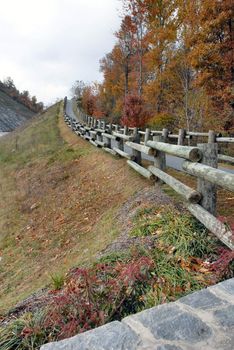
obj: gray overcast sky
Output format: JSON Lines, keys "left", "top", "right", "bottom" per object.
{"left": 0, "top": 0, "right": 122, "bottom": 105}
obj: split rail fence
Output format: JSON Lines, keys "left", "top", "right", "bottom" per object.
{"left": 63, "top": 99, "right": 234, "bottom": 250}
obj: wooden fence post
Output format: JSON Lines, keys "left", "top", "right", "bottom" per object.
{"left": 197, "top": 143, "right": 218, "bottom": 215}
{"left": 153, "top": 135, "right": 166, "bottom": 171}
{"left": 178, "top": 129, "right": 186, "bottom": 146}
{"left": 115, "top": 125, "right": 124, "bottom": 151}
{"left": 104, "top": 123, "right": 112, "bottom": 149}
{"left": 162, "top": 128, "right": 169, "bottom": 142}
{"left": 132, "top": 128, "right": 142, "bottom": 165}
{"left": 96, "top": 120, "right": 102, "bottom": 143}
{"left": 124, "top": 125, "right": 129, "bottom": 135}
{"left": 208, "top": 130, "right": 216, "bottom": 143}
{"left": 144, "top": 128, "right": 150, "bottom": 145}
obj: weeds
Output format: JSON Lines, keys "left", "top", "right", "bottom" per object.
{"left": 0, "top": 311, "right": 50, "bottom": 350}
{"left": 131, "top": 206, "right": 218, "bottom": 258}
{"left": 50, "top": 273, "right": 65, "bottom": 290}
{"left": 129, "top": 205, "right": 227, "bottom": 308}
{"left": 0, "top": 254, "right": 155, "bottom": 349}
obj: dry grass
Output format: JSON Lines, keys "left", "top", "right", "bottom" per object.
{"left": 0, "top": 103, "right": 150, "bottom": 314}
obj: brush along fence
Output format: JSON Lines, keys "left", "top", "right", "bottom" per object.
{"left": 63, "top": 107, "right": 234, "bottom": 250}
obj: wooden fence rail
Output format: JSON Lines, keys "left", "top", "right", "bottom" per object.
{"left": 63, "top": 103, "right": 234, "bottom": 250}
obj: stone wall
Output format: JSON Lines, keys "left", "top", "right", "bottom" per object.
{"left": 41, "top": 277, "right": 234, "bottom": 350}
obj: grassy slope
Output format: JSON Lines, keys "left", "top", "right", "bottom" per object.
{"left": 0, "top": 102, "right": 150, "bottom": 313}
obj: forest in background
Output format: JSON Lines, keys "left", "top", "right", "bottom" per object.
{"left": 72, "top": 0, "right": 233, "bottom": 132}
{"left": 0, "top": 77, "right": 44, "bottom": 113}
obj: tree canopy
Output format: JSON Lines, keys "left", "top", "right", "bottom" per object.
{"left": 74, "top": 0, "right": 234, "bottom": 131}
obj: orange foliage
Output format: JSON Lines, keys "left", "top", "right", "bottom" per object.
{"left": 77, "top": 0, "right": 233, "bottom": 131}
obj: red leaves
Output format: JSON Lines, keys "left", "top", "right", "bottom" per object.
{"left": 44, "top": 256, "right": 155, "bottom": 339}
{"left": 210, "top": 247, "right": 234, "bottom": 277}
{"left": 121, "top": 94, "right": 149, "bottom": 127}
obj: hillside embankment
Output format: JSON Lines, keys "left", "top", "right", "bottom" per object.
{"left": 0, "top": 102, "right": 233, "bottom": 349}
{"left": 0, "top": 90, "right": 35, "bottom": 132}
{"left": 0, "top": 101, "right": 157, "bottom": 313}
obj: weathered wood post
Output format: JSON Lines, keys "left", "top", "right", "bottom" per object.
{"left": 162, "top": 128, "right": 169, "bottom": 142}
{"left": 197, "top": 143, "right": 218, "bottom": 215}
{"left": 124, "top": 125, "right": 129, "bottom": 135}
{"left": 178, "top": 129, "right": 186, "bottom": 146}
{"left": 208, "top": 130, "right": 216, "bottom": 144}
{"left": 102, "top": 120, "right": 106, "bottom": 132}
{"left": 132, "top": 127, "right": 142, "bottom": 165}
{"left": 104, "top": 123, "right": 112, "bottom": 149}
{"left": 109, "top": 123, "right": 113, "bottom": 149}
{"left": 108, "top": 123, "right": 113, "bottom": 134}
{"left": 153, "top": 135, "right": 166, "bottom": 171}
{"left": 116, "top": 124, "right": 124, "bottom": 151}
{"left": 96, "top": 120, "right": 102, "bottom": 143}
{"left": 144, "top": 128, "right": 151, "bottom": 145}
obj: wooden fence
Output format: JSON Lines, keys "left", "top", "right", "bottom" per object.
{"left": 63, "top": 103, "right": 234, "bottom": 250}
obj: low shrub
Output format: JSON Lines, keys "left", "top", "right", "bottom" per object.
{"left": 0, "top": 254, "right": 155, "bottom": 349}
{"left": 0, "top": 311, "right": 51, "bottom": 350}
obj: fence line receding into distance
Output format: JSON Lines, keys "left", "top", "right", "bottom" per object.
{"left": 63, "top": 97, "right": 234, "bottom": 250}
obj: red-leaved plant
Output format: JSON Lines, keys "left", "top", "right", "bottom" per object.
{"left": 121, "top": 94, "right": 150, "bottom": 127}
{"left": 44, "top": 256, "right": 155, "bottom": 339}
{"left": 210, "top": 247, "right": 234, "bottom": 278}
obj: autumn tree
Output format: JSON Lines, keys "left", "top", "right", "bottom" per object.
{"left": 187, "top": 0, "right": 234, "bottom": 130}
{"left": 123, "top": 0, "right": 148, "bottom": 96}
{"left": 71, "top": 80, "right": 86, "bottom": 107}
{"left": 115, "top": 15, "right": 136, "bottom": 97}
{"left": 76, "top": 0, "right": 233, "bottom": 132}
{"left": 121, "top": 94, "right": 148, "bottom": 127}
{"left": 141, "top": 0, "right": 178, "bottom": 114}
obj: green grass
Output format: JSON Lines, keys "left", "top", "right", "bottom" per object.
{"left": 131, "top": 205, "right": 218, "bottom": 258}
{"left": 0, "top": 104, "right": 89, "bottom": 167}
{"left": 50, "top": 273, "right": 65, "bottom": 290}
{"left": 128, "top": 205, "right": 221, "bottom": 307}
